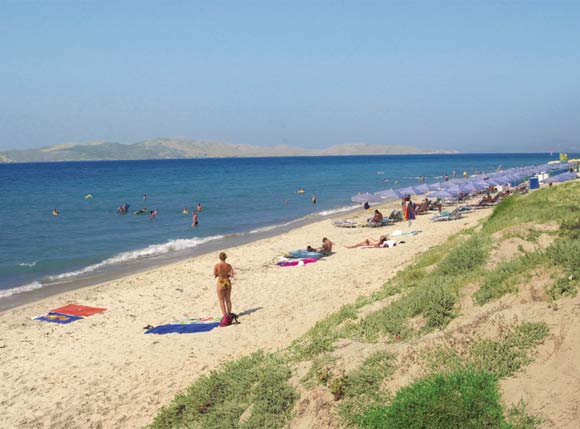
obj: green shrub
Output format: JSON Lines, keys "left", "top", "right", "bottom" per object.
{"left": 545, "top": 239, "right": 580, "bottom": 299}
{"left": 356, "top": 369, "right": 507, "bottom": 429}
{"left": 149, "top": 352, "right": 297, "bottom": 429}
{"left": 338, "top": 351, "right": 397, "bottom": 426}
{"left": 436, "top": 236, "right": 490, "bottom": 277}
{"left": 425, "top": 322, "right": 549, "bottom": 379}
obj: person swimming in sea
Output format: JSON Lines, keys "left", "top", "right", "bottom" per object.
{"left": 196, "top": 203, "right": 203, "bottom": 212}
{"left": 312, "top": 194, "right": 317, "bottom": 204}
{"left": 52, "top": 208, "right": 60, "bottom": 216}
{"left": 117, "top": 203, "right": 129, "bottom": 214}
{"left": 150, "top": 209, "right": 158, "bottom": 219}
{"left": 192, "top": 212, "right": 199, "bottom": 227}
{"left": 182, "top": 208, "right": 189, "bottom": 214}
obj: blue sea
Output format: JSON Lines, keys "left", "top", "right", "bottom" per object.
{"left": 0, "top": 153, "right": 564, "bottom": 302}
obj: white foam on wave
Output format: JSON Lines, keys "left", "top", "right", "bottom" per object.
{"left": 46, "top": 235, "right": 225, "bottom": 281}
{"left": 317, "top": 205, "right": 359, "bottom": 216}
{"left": 0, "top": 281, "right": 43, "bottom": 299}
{"left": 19, "top": 261, "right": 37, "bottom": 267}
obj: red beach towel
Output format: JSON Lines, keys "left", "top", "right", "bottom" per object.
{"left": 50, "top": 304, "right": 106, "bottom": 317}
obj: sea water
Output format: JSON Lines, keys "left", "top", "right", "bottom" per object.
{"left": 0, "top": 153, "right": 563, "bottom": 300}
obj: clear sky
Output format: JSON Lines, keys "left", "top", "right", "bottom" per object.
{"left": 1, "top": 0, "right": 579, "bottom": 153}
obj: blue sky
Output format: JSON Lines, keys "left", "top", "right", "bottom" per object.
{"left": 1, "top": 1, "right": 579, "bottom": 153}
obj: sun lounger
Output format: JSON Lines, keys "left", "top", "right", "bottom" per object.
{"left": 415, "top": 200, "right": 431, "bottom": 215}
{"left": 431, "top": 207, "right": 462, "bottom": 222}
{"left": 334, "top": 219, "right": 359, "bottom": 228}
{"left": 387, "top": 209, "right": 403, "bottom": 222}
{"left": 366, "top": 218, "right": 393, "bottom": 228}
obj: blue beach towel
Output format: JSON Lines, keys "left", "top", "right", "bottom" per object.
{"left": 34, "top": 312, "right": 83, "bottom": 324}
{"left": 287, "top": 250, "right": 323, "bottom": 259}
{"left": 145, "top": 322, "right": 220, "bottom": 335}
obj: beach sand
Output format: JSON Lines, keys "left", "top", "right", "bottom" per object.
{"left": 0, "top": 203, "right": 491, "bottom": 428}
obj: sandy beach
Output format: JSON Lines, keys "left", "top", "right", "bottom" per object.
{"left": 0, "top": 203, "right": 493, "bottom": 428}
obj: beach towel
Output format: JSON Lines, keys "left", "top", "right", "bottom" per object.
{"left": 286, "top": 250, "right": 323, "bottom": 259}
{"left": 34, "top": 312, "right": 83, "bottom": 324}
{"left": 390, "top": 230, "right": 419, "bottom": 236}
{"left": 50, "top": 304, "right": 106, "bottom": 317}
{"left": 145, "top": 322, "right": 220, "bottom": 334}
{"left": 277, "top": 258, "right": 318, "bottom": 267}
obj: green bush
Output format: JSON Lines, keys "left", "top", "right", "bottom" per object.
{"left": 436, "top": 236, "right": 490, "bottom": 277}
{"left": 149, "top": 351, "right": 297, "bottom": 429}
{"left": 356, "top": 369, "right": 508, "bottom": 429}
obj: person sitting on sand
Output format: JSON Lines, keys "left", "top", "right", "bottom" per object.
{"left": 213, "top": 252, "right": 235, "bottom": 317}
{"left": 364, "top": 201, "right": 370, "bottom": 210}
{"left": 319, "top": 237, "right": 333, "bottom": 254}
{"left": 346, "top": 235, "right": 388, "bottom": 248}
{"left": 369, "top": 209, "right": 383, "bottom": 223}
{"left": 306, "top": 237, "right": 333, "bottom": 255}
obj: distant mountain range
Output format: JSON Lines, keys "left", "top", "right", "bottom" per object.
{"left": 0, "top": 138, "right": 458, "bottom": 163}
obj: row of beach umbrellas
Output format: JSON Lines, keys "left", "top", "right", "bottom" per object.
{"left": 352, "top": 162, "right": 577, "bottom": 203}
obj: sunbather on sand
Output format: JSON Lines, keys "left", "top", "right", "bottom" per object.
{"left": 346, "top": 235, "right": 388, "bottom": 248}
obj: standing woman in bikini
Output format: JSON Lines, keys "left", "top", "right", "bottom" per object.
{"left": 213, "top": 252, "right": 235, "bottom": 317}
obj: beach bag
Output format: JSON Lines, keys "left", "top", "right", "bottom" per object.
{"left": 219, "top": 312, "right": 240, "bottom": 327}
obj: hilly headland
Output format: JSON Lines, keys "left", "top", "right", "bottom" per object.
{"left": 0, "top": 138, "right": 458, "bottom": 163}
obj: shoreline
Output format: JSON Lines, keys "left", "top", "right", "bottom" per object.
{"left": 0, "top": 196, "right": 493, "bottom": 428}
{"left": 0, "top": 202, "right": 367, "bottom": 313}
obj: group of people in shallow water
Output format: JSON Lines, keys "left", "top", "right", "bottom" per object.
{"left": 113, "top": 200, "right": 203, "bottom": 225}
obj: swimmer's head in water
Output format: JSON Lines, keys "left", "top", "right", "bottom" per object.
{"left": 219, "top": 252, "right": 227, "bottom": 261}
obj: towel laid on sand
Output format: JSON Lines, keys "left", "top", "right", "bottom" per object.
{"left": 277, "top": 257, "right": 318, "bottom": 267}
{"left": 145, "top": 322, "right": 220, "bottom": 334}
{"left": 34, "top": 312, "right": 83, "bottom": 324}
{"left": 50, "top": 304, "right": 106, "bottom": 317}
{"left": 390, "top": 230, "right": 419, "bottom": 236}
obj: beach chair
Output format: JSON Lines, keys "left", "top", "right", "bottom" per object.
{"left": 415, "top": 200, "right": 430, "bottom": 215}
{"left": 334, "top": 219, "right": 359, "bottom": 228}
{"left": 387, "top": 209, "right": 403, "bottom": 222}
{"left": 470, "top": 197, "right": 495, "bottom": 209}
{"left": 367, "top": 218, "right": 393, "bottom": 228}
{"left": 431, "top": 206, "right": 462, "bottom": 222}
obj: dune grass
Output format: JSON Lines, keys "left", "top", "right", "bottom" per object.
{"left": 149, "top": 351, "right": 297, "bottom": 429}
{"left": 150, "top": 182, "right": 579, "bottom": 428}
{"left": 425, "top": 322, "right": 549, "bottom": 379}
{"left": 355, "top": 322, "right": 549, "bottom": 428}
{"left": 356, "top": 369, "right": 508, "bottom": 429}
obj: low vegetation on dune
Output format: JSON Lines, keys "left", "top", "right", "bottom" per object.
{"left": 150, "top": 181, "right": 580, "bottom": 429}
